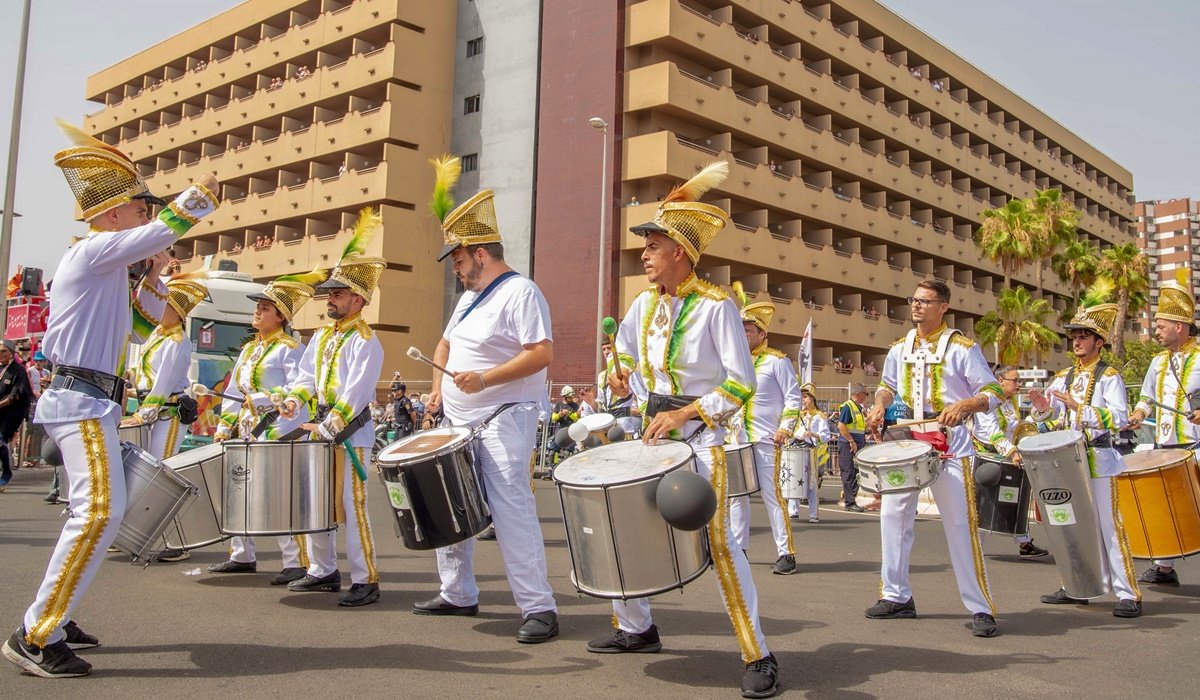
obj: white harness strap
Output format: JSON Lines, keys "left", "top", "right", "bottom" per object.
{"left": 900, "top": 328, "right": 957, "bottom": 417}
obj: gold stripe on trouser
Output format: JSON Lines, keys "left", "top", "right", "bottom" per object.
{"left": 163, "top": 416, "right": 181, "bottom": 459}
{"left": 333, "top": 449, "right": 347, "bottom": 524}
{"left": 772, "top": 446, "right": 794, "bottom": 555}
{"left": 708, "top": 446, "right": 764, "bottom": 663}
{"left": 295, "top": 534, "right": 310, "bottom": 569}
{"left": 350, "top": 448, "right": 378, "bottom": 584}
{"left": 960, "top": 457, "right": 996, "bottom": 615}
{"left": 27, "top": 419, "right": 112, "bottom": 648}
{"left": 1110, "top": 478, "right": 1142, "bottom": 602}
{"left": 611, "top": 612, "right": 619, "bottom": 629}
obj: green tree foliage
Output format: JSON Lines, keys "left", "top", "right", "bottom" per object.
{"left": 974, "top": 287, "right": 1060, "bottom": 366}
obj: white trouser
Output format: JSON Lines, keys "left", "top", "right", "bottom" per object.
{"left": 1154, "top": 559, "right": 1176, "bottom": 569}
{"left": 1084, "top": 476, "right": 1141, "bottom": 601}
{"left": 729, "top": 442, "right": 793, "bottom": 557}
{"left": 149, "top": 415, "right": 187, "bottom": 461}
{"left": 613, "top": 445, "right": 769, "bottom": 663}
{"left": 228, "top": 535, "right": 308, "bottom": 568}
{"left": 880, "top": 457, "right": 995, "bottom": 615}
{"left": 1014, "top": 534, "right": 1032, "bottom": 545}
{"left": 305, "top": 447, "right": 378, "bottom": 585}
{"left": 436, "top": 404, "right": 556, "bottom": 617}
{"left": 22, "top": 414, "right": 125, "bottom": 647}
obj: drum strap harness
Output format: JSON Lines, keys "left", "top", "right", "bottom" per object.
{"left": 900, "top": 327, "right": 957, "bottom": 424}
{"left": 1063, "top": 360, "right": 1112, "bottom": 449}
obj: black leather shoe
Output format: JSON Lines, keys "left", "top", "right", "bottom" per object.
{"left": 412, "top": 595, "right": 478, "bottom": 616}
{"left": 208, "top": 559, "right": 256, "bottom": 574}
{"left": 287, "top": 571, "right": 341, "bottom": 592}
{"left": 1138, "top": 565, "right": 1180, "bottom": 587}
{"left": 271, "top": 567, "right": 307, "bottom": 586}
{"left": 1113, "top": 599, "right": 1143, "bottom": 618}
{"left": 516, "top": 611, "right": 559, "bottom": 643}
{"left": 1040, "top": 588, "right": 1087, "bottom": 605}
{"left": 971, "top": 612, "right": 998, "bottom": 637}
{"left": 845, "top": 504, "right": 866, "bottom": 513}
{"left": 865, "top": 598, "right": 916, "bottom": 619}
{"left": 339, "top": 583, "right": 381, "bottom": 607}
{"left": 741, "top": 652, "right": 779, "bottom": 698}
{"left": 586, "top": 624, "right": 661, "bottom": 653}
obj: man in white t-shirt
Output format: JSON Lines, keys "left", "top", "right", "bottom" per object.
{"left": 412, "top": 184, "right": 559, "bottom": 645}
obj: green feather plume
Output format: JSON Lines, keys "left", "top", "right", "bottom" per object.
{"left": 1081, "top": 277, "right": 1115, "bottom": 307}
{"left": 341, "top": 207, "right": 381, "bottom": 261}
{"left": 275, "top": 266, "right": 327, "bottom": 287}
{"left": 428, "top": 154, "right": 462, "bottom": 223}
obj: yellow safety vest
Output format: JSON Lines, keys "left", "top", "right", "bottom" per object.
{"left": 839, "top": 400, "right": 866, "bottom": 433}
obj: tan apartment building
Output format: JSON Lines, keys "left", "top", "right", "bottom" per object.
{"left": 1136, "top": 198, "right": 1200, "bottom": 335}
{"left": 534, "top": 0, "right": 1137, "bottom": 384}
{"left": 80, "top": 0, "right": 457, "bottom": 377}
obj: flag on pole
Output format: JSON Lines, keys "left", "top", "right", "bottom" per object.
{"left": 798, "top": 319, "right": 813, "bottom": 385}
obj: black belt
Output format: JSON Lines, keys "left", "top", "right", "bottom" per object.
{"left": 608, "top": 406, "right": 632, "bottom": 419}
{"left": 645, "top": 392, "right": 700, "bottom": 419}
{"left": 1087, "top": 435, "right": 1113, "bottom": 449}
{"left": 50, "top": 366, "right": 125, "bottom": 404}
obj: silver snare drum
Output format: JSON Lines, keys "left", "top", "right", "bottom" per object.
{"left": 780, "top": 444, "right": 818, "bottom": 499}
{"left": 554, "top": 440, "right": 710, "bottom": 599}
{"left": 855, "top": 440, "right": 942, "bottom": 493}
{"left": 162, "top": 443, "right": 228, "bottom": 550}
{"left": 724, "top": 443, "right": 760, "bottom": 498}
{"left": 118, "top": 423, "right": 151, "bottom": 451}
{"left": 220, "top": 440, "right": 336, "bottom": 536}
{"left": 113, "top": 442, "right": 198, "bottom": 562}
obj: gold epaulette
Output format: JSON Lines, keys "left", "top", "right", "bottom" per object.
{"left": 763, "top": 346, "right": 787, "bottom": 359}
{"left": 276, "top": 334, "right": 299, "bottom": 349}
{"left": 949, "top": 334, "right": 975, "bottom": 348}
{"left": 690, "top": 277, "right": 727, "bottom": 301}
{"left": 1154, "top": 349, "right": 1171, "bottom": 362}
{"left": 1103, "top": 366, "right": 1120, "bottom": 378}
{"left": 890, "top": 336, "right": 906, "bottom": 348}
{"left": 353, "top": 318, "right": 373, "bottom": 340}
{"left": 1054, "top": 367, "right": 1071, "bottom": 379}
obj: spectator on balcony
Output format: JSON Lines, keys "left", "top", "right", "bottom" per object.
{"left": 628, "top": 196, "right": 639, "bottom": 207}
{"left": 769, "top": 160, "right": 777, "bottom": 172}
{"left": 864, "top": 360, "right": 879, "bottom": 376}
{"left": 194, "top": 59, "right": 207, "bottom": 72}
{"left": 296, "top": 65, "right": 311, "bottom": 79}
{"left": 338, "top": 162, "right": 347, "bottom": 175}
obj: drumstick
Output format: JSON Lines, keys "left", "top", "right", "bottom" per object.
{"left": 191, "top": 383, "right": 242, "bottom": 402}
{"left": 407, "top": 346, "right": 454, "bottom": 377}
{"left": 1148, "top": 398, "right": 1192, "bottom": 418}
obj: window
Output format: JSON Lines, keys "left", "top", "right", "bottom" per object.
{"left": 464, "top": 94, "right": 481, "bottom": 114}
{"left": 466, "top": 37, "right": 483, "bottom": 58}
{"left": 462, "top": 153, "right": 478, "bottom": 173}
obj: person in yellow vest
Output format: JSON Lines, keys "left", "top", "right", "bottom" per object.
{"left": 837, "top": 383, "right": 869, "bottom": 512}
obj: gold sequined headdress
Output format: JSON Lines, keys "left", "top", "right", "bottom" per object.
{"left": 630, "top": 160, "right": 730, "bottom": 264}
{"left": 800, "top": 382, "right": 817, "bottom": 398}
{"left": 1065, "top": 278, "right": 1119, "bottom": 343}
{"left": 317, "top": 207, "right": 385, "bottom": 303}
{"left": 250, "top": 268, "right": 327, "bottom": 323}
{"left": 732, "top": 280, "right": 775, "bottom": 331}
{"left": 53, "top": 119, "right": 165, "bottom": 221}
{"left": 426, "top": 155, "right": 503, "bottom": 262}
{"left": 166, "top": 271, "right": 208, "bottom": 319}
{"left": 1155, "top": 268, "right": 1195, "bottom": 326}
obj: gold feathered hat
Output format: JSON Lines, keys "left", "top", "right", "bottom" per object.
{"left": 249, "top": 268, "right": 327, "bottom": 323}
{"left": 1155, "top": 268, "right": 1195, "bottom": 327}
{"left": 166, "top": 271, "right": 208, "bottom": 319}
{"left": 800, "top": 382, "right": 817, "bottom": 398}
{"left": 1065, "top": 278, "right": 1119, "bottom": 343}
{"left": 53, "top": 119, "right": 165, "bottom": 221}
{"left": 630, "top": 160, "right": 730, "bottom": 264}
{"left": 732, "top": 280, "right": 775, "bottom": 331}
{"left": 317, "top": 208, "right": 385, "bottom": 303}
{"left": 428, "top": 155, "right": 502, "bottom": 261}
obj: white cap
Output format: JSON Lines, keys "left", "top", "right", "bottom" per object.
{"left": 560, "top": 385, "right": 575, "bottom": 397}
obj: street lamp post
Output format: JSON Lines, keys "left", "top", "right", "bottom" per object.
{"left": 589, "top": 116, "right": 608, "bottom": 377}
{"left": 0, "top": 0, "right": 33, "bottom": 334}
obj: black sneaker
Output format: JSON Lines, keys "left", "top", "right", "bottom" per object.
{"left": 845, "top": 504, "right": 866, "bottom": 513}
{"left": 1018, "top": 541, "right": 1049, "bottom": 557}
{"left": 338, "top": 583, "right": 380, "bottom": 607}
{"left": 2, "top": 628, "right": 91, "bottom": 678}
{"left": 1113, "top": 599, "right": 1143, "bottom": 618}
{"left": 741, "top": 652, "right": 779, "bottom": 698}
{"left": 586, "top": 625, "right": 662, "bottom": 653}
{"left": 971, "top": 613, "right": 998, "bottom": 637}
{"left": 772, "top": 554, "right": 796, "bottom": 576}
{"left": 865, "top": 598, "right": 916, "bottom": 619}
{"left": 43, "top": 493, "right": 59, "bottom": 504}
{"left": 62, "top": 621, "right": 99, "bottom": 650}
{"left": 208, "top": 559, "right": 256, "bottom": 574}
{"left": 155, "top": 548, "right": 190, "bottom": 563}
{"left": 1138, "top": 565, "right": 1180, "bottom": 587}
{"left": 1040, "top": 588, "right": 1088, "bottom": 605}
{"left": 288, "top": 571, "right": 342, "bottom": 592}
{"left": 271, "top": 567, "right": 307, "bottom": 586}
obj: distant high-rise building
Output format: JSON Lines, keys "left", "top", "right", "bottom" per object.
{"left": 1135, "top": 198, "right": 1200, "bottom": 334}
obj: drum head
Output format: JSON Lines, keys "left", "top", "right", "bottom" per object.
{"left": 162, "top": 442, "right": 224, "bottom": 469}
{"left": 856, "top": 440, "right": 931, "bottom": 465}
{"left": 378, "top": 427, "right": 473, "bottom": 466}
{"left": 1123, "top": 449, "right": 1193, "bottom": 474}
{"left": 1018, "top": 429, "right": 1083, "bottom": 453}
{"left": 579, "top": 413, "right": 615, "bottom": 432}
{"left": 555, "top": 440, "right": 694, "bottom": 486}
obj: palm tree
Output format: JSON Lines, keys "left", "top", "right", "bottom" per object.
{"left": 974, "top": 286, "right": 1060, "bottom": 366}
{"left": 975, "top": 198, "right": 1034, "bottom": 289}
{"left": 1028, "top": 188, "right": 1079, "bottom": 295}
{"left": 1051, "top": 238, "right": 1101, "bottom": 294}
{"left": 1096, "top": 242, "right": 1150, "bottom": 358}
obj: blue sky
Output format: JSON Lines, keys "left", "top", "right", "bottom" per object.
{"left": 1, "top": 0, "right": 1196, "bottom": 279}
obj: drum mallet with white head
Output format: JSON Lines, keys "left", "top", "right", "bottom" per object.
{"left": 407, "top": 346, "right": 454, "bottom": 377}
{"left": 191, "top": 383, "right": 242, "bottom": 403}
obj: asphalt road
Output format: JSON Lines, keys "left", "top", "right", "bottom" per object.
{"left": 1, "top": 462, "right": 1197, "bottom": 699}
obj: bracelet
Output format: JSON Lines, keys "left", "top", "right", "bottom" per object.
{"left": 478, "top": 372, "right": 487, "bottom": 390}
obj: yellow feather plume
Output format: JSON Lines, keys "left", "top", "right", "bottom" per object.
{"left": 1081, "top": 277, "right": 1115, "bottom": 307}
{"left": 55, "top": 118, "right": 131, "bottom": 162}
{"left": 663, "top": 160, "right": 728, "bottom": 204}
{"left": 731, "top": 280, "right": 749, "bottom": 308}
{"left": 1177, "top": 268, "right": 1191, "bottom": 287}
{"left": 167, "top": 269, "right": 209, "bottom": 284}
{"left": 341, "top": 207, "right": 382, "bottom": 260}
{"left": 275, "top": 266, "right": 327, "bottom": 287}
{"left": 428, "top": 154, "right": 462, "bottom": 222}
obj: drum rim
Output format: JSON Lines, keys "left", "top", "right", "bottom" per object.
{"left": 579, "top": 413, "right": 616, "bottom": 431}
{"left": 1121, "top": 448, "right": 1194, "bottom": 474}
{"left": 856, "top": 439, "right": 932, "bottom": 464}
{"left": 162, "top": 441, "right": 225, "bottom": 468}
{"left": 1017, "top": 428, "right": 1084, "bottom": 451}
{"left": 377, "top": 426, "right": 474, "bottom": 465}
{"left": 554, "top": 440, "right": 695, "bottom": 486}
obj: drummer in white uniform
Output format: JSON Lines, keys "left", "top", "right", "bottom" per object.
{"left": 788, "top": 383, "right": 830, "bottom": 522}
{"left": 598, "top": 338, "right": 640, "bottom": 436}
{"left": 728, "top": 283, "right": 801, "bottom": 576}
{"left": 865, "top": 279, "right": 1005, "bottom": 638}
{"left": 1127, "top": 269, "right": 1200, "bottom": 588}
{"left": 411, "top": 158, "right": 559, "bottom": 644}
{"left": 3, "top": 122, "right": 219, "bottom": 678}
{"left": 280, "top": 209, "right": 384, "bottom": 607}
{"left": 208, "top": 270, "right": 322, "bottom": 584}
{"left": 1029, "top": 287, "right": 1142, "bottom": 617}
{"left": 600, "top": 161, "right": 779, "bottom": 699}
